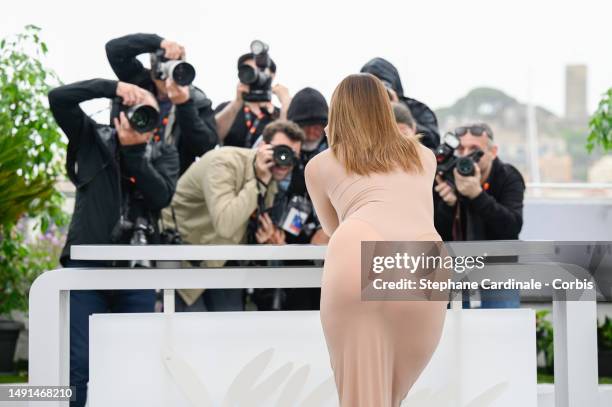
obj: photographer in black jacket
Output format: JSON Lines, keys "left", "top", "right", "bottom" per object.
{"left": 251, "top": 88, "right": 329, "bottom": 310}
{"left": 434, "top": 123, "right": 525, "bottom": 309}
{"left": 106, "top": 33, "right": 217, "bottom": 175}
{"left": 283, "top": 87, "right": 330, "bottom": 246}
{"left": 215, "top": 48, "right": 292, "bottom": 148}
{"left": 48, "top": 79, "right": 179, "bottom": 407}
{"left": 361, "top": 57, "right": 440, "bottom": 149}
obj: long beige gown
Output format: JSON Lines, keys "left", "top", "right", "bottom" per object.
{"left": 305, "top": 144, "right": 447, "bottom": 407}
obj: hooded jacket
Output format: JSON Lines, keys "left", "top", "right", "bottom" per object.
{"left": 361, "top": 57, "right": 440, "bottom": 149}
{"left": 287, "top": 87, "right": 329, "bottom": 126}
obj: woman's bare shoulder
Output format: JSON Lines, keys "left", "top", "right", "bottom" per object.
{"left": 417, "top": 143, "right": 437, "bottom": 170}
{"left": 306, "top": 148, "right": 334, "bottom": 170}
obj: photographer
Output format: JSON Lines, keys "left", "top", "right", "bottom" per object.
{"left": 215, "top": 42, "right": 291, "bottom": 148}
{"left": 392, "top": 101, "right": 417, "bottom": 137}
{"left": 162, "top": 120, "right": 304, "bottom": 311}
{"left": 361, "top": 57, "right": 440, "bottom": 149}
{"left": 48, "top": 79, "right": 179, "bottom": 407}
{"left": 105, "top": 33, "right": 217, "bottom": 174}
{"left": 433, "top": 123, "right": 525, "bottom": 309}
{"left": 253, "top": 88, "right": 330, "bottom": 310}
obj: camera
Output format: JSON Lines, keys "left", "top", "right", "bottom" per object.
{"left": 435, "top": 132, "right": 484, "bottom": 184}
{"left": 112, "top": 99, "right": 160, "bottom": 133}
{"left": 160, "top": 228, "right": 183, "bottom": 245}
{"left": 111, "top": 214, "right": 155, "bottom": 267}
{"left": 238, "top": 40, "right": 273, "bottom": 102}
{"left": 123, "top": 104, "right": 159, "bottom": 133}
{"left": 272, "top": 144, "right": 297, "bottom": 167}
{"left": 152, "top": 49, "right": 196, "bottom": 86}
{"left": 111, "top": 215, "right": 155, "bottom": 245}
{"left": 160, "top": 207, "right": 183, "bottom": 245}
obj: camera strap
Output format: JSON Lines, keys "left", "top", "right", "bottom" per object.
{"left": 252, "top": 156, "right": 270, "bottom": 191}
{"left": 162, "top": 106, "right": 177, "bottom": 145}
{"left": 113, "top": 134, "right": 128, "bottom": 225}
{"left": 160, "top": 205, "right": 180, "bottom": 232}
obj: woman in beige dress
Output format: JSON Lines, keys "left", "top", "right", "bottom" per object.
{"left": 305, "top": 73, "right": 447, "bottom": 406}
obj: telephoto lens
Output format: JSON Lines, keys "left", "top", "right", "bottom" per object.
{"left": 272, "top": 145, "right": 296, "bottom": 167}
{"left": 456, "top": 157, "right": 476, "bottom": 176}
{"left": 162, "top": 60, "right": 196, "bottom": 86}
{"left": 125, "top": 104, "right": 160, "bottom": 133}
{"left": 238, "top": 64, "right": 258, "bottom": 85}
{"left": 456, "top": 150, "right": 484, "bottom": 176}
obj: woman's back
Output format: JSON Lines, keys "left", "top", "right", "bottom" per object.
{"left": 304, "top": 73, "right": 447, "bottom": 407}
{"left": 308, "top": 144, "right": 440, "bottom": 242}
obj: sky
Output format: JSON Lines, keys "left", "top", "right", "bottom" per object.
{"left": 2, "top": 0, "right": 611, "bottom": 123}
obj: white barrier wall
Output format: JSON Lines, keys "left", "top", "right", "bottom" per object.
{"left": 89, "top": 309, "right": 536, "bottom": 407}
{"left": 521, "top": 200, "right": 612, "bottom": 240}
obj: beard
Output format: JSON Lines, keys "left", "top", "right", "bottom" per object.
{"left": 302, "top": 137, "right": 323, "bottom": 152}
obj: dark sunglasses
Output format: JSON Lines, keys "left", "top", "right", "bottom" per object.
{"left": 454, "top": 125, "right": 492, "bottom": 139}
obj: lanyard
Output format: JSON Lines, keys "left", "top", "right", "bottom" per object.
{"left": 244, "top": 105, "right": 266, "bottom": 147}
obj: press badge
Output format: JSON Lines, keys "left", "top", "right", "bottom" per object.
{"left": 280, "top": 195, "right": 312, "bottom": 236}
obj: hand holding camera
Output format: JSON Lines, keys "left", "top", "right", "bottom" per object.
{"left": 267, "top": 227, "right": 286, "bottom": 244}
{"left": 453, "top": 164, "right": 483, "bottom": 199}
{"left": 272, "top": 84, "right": 291, "bottom": 107}
{"left": 435, "top": 175, "right": 458, "bottom": 207}
{"left": 116, "top": 81, "right": 148, "bottom": 106}
{"left": 254, "top": 143, "right": 274, "bottom": 184}
{"left": 160, "top": 39, "right": 185, "bottom": 60}
{"left": 114, "top": 82, "right": 157, "bottom": 145}
{"left": 114, "top": 112, "right": 151, "bottom": 146}
{"left": 152, "top": 42, "right": 195, "bottom": 87}
{"left": 234, "top": 82, "right": 249, "bottom": 104}
{"left": 255, "top": 212, "right": 285, "bottom": 244}
{"left": 165, "top": 78, "right": 190, "bottom": 105}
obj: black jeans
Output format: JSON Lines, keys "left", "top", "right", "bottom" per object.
{"left": 65, "top": 259, "right": 155, "bottom": 407}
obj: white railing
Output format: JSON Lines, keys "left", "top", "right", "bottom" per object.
{"left": 526, "top": 182, "right": 612, "bottom": 190}
{"left": 28, "top": 243, "right": 599, "bottom": 407}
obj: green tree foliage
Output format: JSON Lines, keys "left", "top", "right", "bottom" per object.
{"left": 587, "top": 88, "right": 612, "bottom": 153}
{"left": 0, "top": 25, "right": 67, "bottom": 316}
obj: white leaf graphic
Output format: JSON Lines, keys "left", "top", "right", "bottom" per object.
{"left": 275, "top": 365, "right": 311, "bottom": 406}
{"left": 162, "top": 346, "right": 214, "bottom": 407}
{"left": 298, "top": 377, "right": 337, "bottom": 407}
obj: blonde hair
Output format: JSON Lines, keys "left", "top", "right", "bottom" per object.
{"left": 328, "top": 73, "right": 423, "bottom": 175}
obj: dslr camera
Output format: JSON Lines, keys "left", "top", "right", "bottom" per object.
{"left": 111, "top": 98, "right": 160, "bottom": 133}
{"left": 435, "top": 132, "right": 484, "bottom": 186}
{"left": 111, "top": 187, "right": 160, "bottom": 267}
{"left": 152, "top": 49, "right": 196, "bottom": 86}
{"left": 272, "top": 144, "right": 298, "bottom": 167}
{"left": 238, "top": 40, "right": 273, "bottom": 102}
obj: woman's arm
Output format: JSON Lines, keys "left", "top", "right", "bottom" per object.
{"left": 305, "top": 156, "right": 339, "bottom": 237}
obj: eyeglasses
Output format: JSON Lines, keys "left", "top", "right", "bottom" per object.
{"left": 454, "top": 125, "right": 492, "bottom": 139}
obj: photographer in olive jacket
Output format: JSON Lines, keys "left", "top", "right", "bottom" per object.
{"left": 106, "top": 33, "right": 217, "bottom": 175}
{"left": 48, "top": 79, "right": 179, "bottom": 407}
{"left": 162, "top": 120, "right": 304, "bottom": 311}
